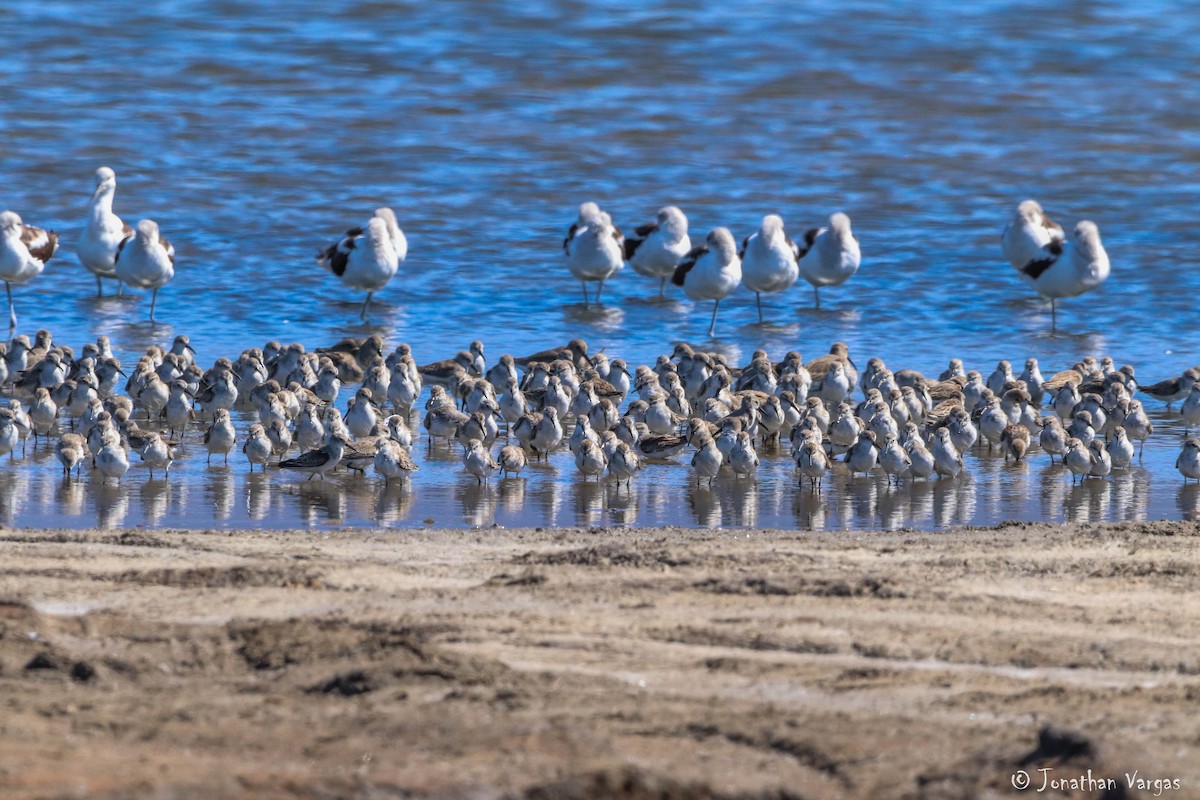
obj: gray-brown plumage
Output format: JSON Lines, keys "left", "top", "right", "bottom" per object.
{"left": 1001, "top": 423, "right": 1031, "bottom": 461}
{"left": 804, "top": 342, "right": 858, "bottom": 385}
{"left": 515, "top": 338, "right": 589, "bottom": 369}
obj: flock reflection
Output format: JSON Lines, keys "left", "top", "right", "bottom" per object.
{"left": 3, "top": 412, "right": 1195, "bottom": 530}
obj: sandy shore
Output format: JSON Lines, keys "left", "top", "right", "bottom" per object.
{"left": 1, "top": 520, "right": 1197, "bottom": 799}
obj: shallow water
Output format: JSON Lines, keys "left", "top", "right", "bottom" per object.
{"left": 3, "top": 0, "right": 1199, "bottom": 529}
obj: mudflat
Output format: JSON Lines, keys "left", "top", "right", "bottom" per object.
{"left": 0, "top": 520, "right": 1197, "bottom": 799}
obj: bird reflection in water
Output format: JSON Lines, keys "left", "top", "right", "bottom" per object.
{"left": 570, "top": 479, "right": 606, "bottom": 526}
{"left": 54, "top": 474, "right": 88, "bottom": 517}
{"left": 792, "top": 486, "right": 825, "bottom": 530}
{"left": 245, "top": 472, "right": 274, "bottom": 521}
{"left": 205, "top": 469, "right": 236, "bottom": 520}
{"left": 687, "top": 482, "right": 721, "bottom": 527}
{"left": 726, "top": 478, "right": 759, "bottom": 528}
{"left": 374, "top": 478, "right": 415, "bottom": 524}
{"left": 93, "top": 480, "right": 128, "bottom": 529}
{"left": 138, "top": 478, "right": 170, "bottom": 525}
{"left": 1177, "top": 483, "right": 1200, "bottom": 521}
{"left": 0, "top": 470, "right": 29, "bottom": 525}
{"left": 1064, "top": 479, "right": 1110, "bottom": 525}
{"left": 933, "top": 475, "right": 975, "bottom": 529}
{"left": 457, "top": 480, "right": 495, "bottom": 527}
{"left": 605, "top": 481, "right": 639, "bottom": 526}
{"left": 497, "top": 476, "right": 526, "bottom": 515}
{"left": 291, "top": 479, "right": 346, "bottom": 526}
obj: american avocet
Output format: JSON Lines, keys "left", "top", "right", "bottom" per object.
{"left": 78, "top": 167, "right": 132, "bottom": 297}
{"left": 564, "top": 202, "right": 623, "bottom": 308}
{"left": 624, "top": 205, "right": 690, "bottom": 297}
{"left": 1001, "top": 200, "right": 1064, "bottom": 272}
{"left": 671, "top": 227, "right": 742, "bottom": 338}
{"left": 0, "top": 211, "right": 59, "bottom": 330}
{"left": 317, "top": 208, "right": 405, "bottom": 320}
{"left": 114, "top": 219, "right": 175, "bottom": 322}
{"left": 739, "top": 214, "right": 799, "bottom": 323}
{"left": 1016, "top": 220, "right": 1110, "bottom": 327}
{"left": 796, "top": 212, "right": 860, "bottom": 308}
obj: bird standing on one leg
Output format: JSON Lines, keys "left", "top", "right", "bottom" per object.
{"left": 0, "top": 211, "right": 58, "bottom": 330}
{"left": 317, "top": 207, "right": 406, "bottom": 321}
{"left": 671, "top": 227, "right": 742, "bottom": 338}
{"left": 77, "top": 166, "right": 132, "bottom": 297}
{"left": 739, "top": 214, "right": 799, "bottom": 323}
{"left": 114, "top": 219, "right": 175, "bottom": 323}
{"left": 564, "top": 202, "right": 624, "bottom": 308}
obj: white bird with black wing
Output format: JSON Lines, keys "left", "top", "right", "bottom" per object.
{"left": 563, "top": 202, "right": 623, "bottom": 308}
{"left": 78, "top": 167, "right": 132, "bottom": 297}
{"left": 739, "top": 214, "right": 799, "bottom": 323}
{"left": 0, "top": 211, "right": 58, "bottom": 330}
{"left": 1014, "top": 220, "right": 1110, "bottom": 328}
{"left": 1001, "top": 199, "right": 1064, "bottom": 272}
{"left": 623, "top": 205, "right": 690, "bottom": 297}
{"left": 796, "top": 212, "right": 860, "bottom": 308}
{"left": 114, "top": 219, "right": 175, "bottom": 322}
{"left": 317, "top": 207, "right": 406, "bottom": 321}
{"left": 671, "top": 227, "right": 742, "bottom": 338}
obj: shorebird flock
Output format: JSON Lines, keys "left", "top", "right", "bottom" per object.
{"left": 2, "top": 329, "right": 1198, "bottom": 501}
{"left": 1, "top": 165, "right": 1108, "bottom": 335}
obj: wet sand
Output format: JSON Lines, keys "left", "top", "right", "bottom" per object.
{"left": 1, "top": 520, "right": 1198, "bottom": 799}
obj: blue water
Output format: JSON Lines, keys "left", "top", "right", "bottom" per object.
{"left": 2, "top": 0, "right": 1200, "bottom": 529}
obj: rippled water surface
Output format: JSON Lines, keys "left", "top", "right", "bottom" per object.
{"left": 3, "top": 0, "right": 1200, "bottom": 529}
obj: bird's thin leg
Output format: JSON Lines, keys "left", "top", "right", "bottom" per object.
{"left": 813, "top": 285, "right": 820, "bottom": 308}
{"left": 1051, "top": 299, "right": 1057, "bottom": 330}
{"left": 360, "top": 292, "right": 373, "bottom": 321}
{"left": 150, "top": 289, "right": 158, "bottom": 323}
{"left": 118, "top": 281, "right": 124, "bottom": 297}
{"left": 708, "top": 300, "right": 720, "bottom": 338}
{"left": 96, "top": 275, "right": 103, "bottom": 297}
{"left": 596, "top": 281, "right": 604, "bottom": 305}
{"left": 756, "top": 292, "right": 763, "bottom": 324}
{"left": 581, "top": 282, "right": 589, "bottom": 309}
{"left": 5, "top": 282, "right": 15, "bottom": 330}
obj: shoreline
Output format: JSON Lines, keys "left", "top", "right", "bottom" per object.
{"left": 1, "top": 520, "right": 1198, "bottom": 798}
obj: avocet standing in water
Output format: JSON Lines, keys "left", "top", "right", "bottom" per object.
{"left": 671, "top": 227, "right": 741, "bottom": 338}
{"left": 318, "top": 207, "right": 407, "bottom": 321}
{"left": 739, "top": 214, "right": 799, "bottom": 323}
{"left": 77, "top": 166, "right": 132, "bottom": 297}
{"left": 564, "top": 202, "right": 623, "bottom": 308}
{"left": 1001, "top": 199, "right": 1064, "bottom": 272}
{"left": 115, "top": 219, "right": 175, "bottom": 322}
{"left": 796, "top": 212, "right": 860, "bottom": 307}
{"left": 623, "top": 205, "right": 690, "bottom": 298}
{"left": 0, "top": 211, "right": 58, "bottom": 330}
{"left": 1014, "top": 219, "right": 1110, "bottom": 327}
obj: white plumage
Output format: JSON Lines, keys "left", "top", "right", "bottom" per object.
{"left": 115, "top": 219, "right": 175, "bottom": 322}
{"left": 739, "top": 214, "right": 799, "bottom": 323}
{"left": 564, "top": 202, "right": 623, "bottom": 308}
{"left": 0, "top": 210, "right": 59, "bottom": 330}
{"left": 623, "top": 205, "right": 690, "bottom": 297}
{"left": 317, "top": 207, "right": 405, "bottom": 321}
{"left": 1014, "top": 219, "right": 1110, "bottom": 327}
{"left": 1001, "top": 199, "right": 1064, "bottom": 271}
{"left": 796, "top": 212, "right": 860, "bottom": 307}
{"left": 77, "top": 166, "right": 132, "bottom": 296}
{"left": 670, "top": 227, "right": 742, "bottom": 338}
